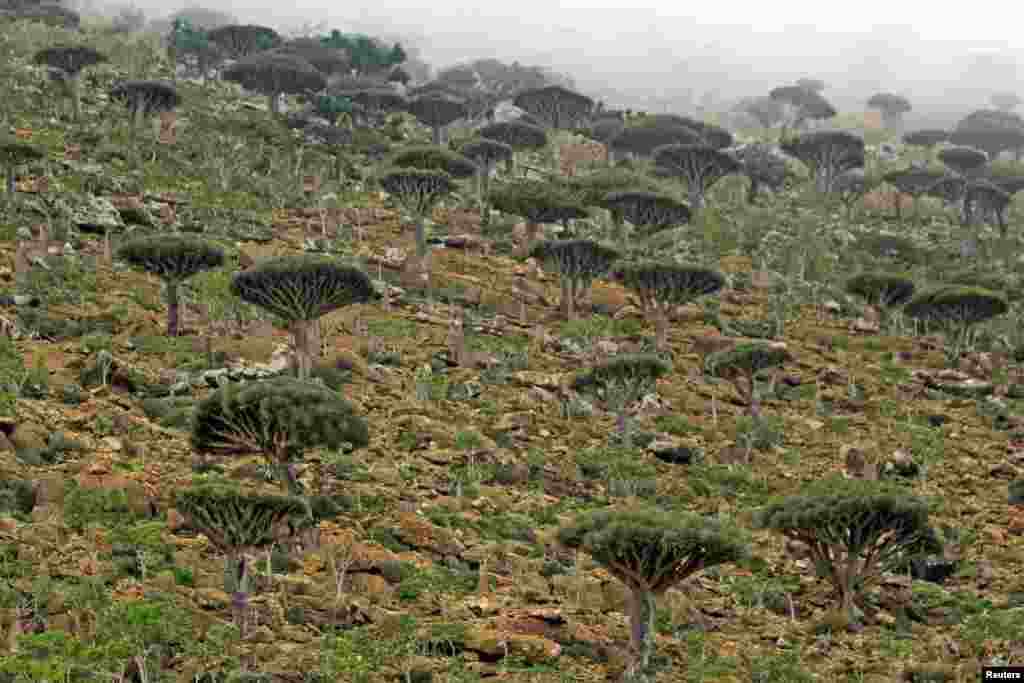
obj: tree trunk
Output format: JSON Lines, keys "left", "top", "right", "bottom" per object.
{"left": 653, "top": 306, "right": 669, "bottom": 351}
{"left": 289, "top": 320, "right": 314, "bottom": 381}
{"left": 165, "top": 279, "right": 180, "bottom": 337}
{"left": 560, "top": 278, "right": 575, "bottom": 320}
{"left": 5, "top": 165, "right": 13, "bottom": 195}
{"left": 431, "top": 125, "right": 442, "bottom": 145}
{"left": 69, "top": 73, "right": 82, "bottom": 121}
{"left": 746, "top": 177, "right": 759, "bottom": 205}
{"left": 521, "top": 222, "right": 540, "bottom": 257}
{"left": 227, "top": 553, "right": 250, "bottom": 638}
{"left": 414, "top": 217, "right": 427, "bottom": 259}
{"left": 269, "top": 92, "right": 280, "bottom": 115}
{"left": 622, "top": 588, "right": 657, "bottom": 682}
{"left": 687, "top": 188, "right": 704, "bottom": 214}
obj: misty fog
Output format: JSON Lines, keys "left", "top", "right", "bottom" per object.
{"left": 77, "top": 0, "right": 1024, "bottom": 127}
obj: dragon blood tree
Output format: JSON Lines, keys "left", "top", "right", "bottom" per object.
{"left": 513, "top": 85, "right": 594, "bottom": 130}
{"left": 612, "top": 262, "right": 725, "bottom": 351}
{"left": 489, "top": 178, "right": 589, "bottom": 257}
{"left": 950, "top": 128, "right": 1024, "bottom": 163}
{"left": 115, "top": 235, "right": 225, "bottom": 337}
{"left": 230, "top": 256, "right": 378, "bottom": 380}
{"left": 601, "top": 191, "right": 691, "bottom": 244}
{"left": 378, "top": 166, "right": 456, "bottom": 263}
{"left": 844, "top": 272, "right": 915, "bottom": 329}
{"left": 590, "top": 116, "right": 625, "bottom": 145}
{"left": 758, "top": 477, "right": 940, "bottom": 624}
{"left": 769, "top": 85, "right": 836, "bottom": 132}
{"left": 191, "top": 377, "right": 370, "bottom": 495}
{"left": 276, "top": 41, "right": 351, "bottom": 80}
{"left": 528, "top": 239, "right": 620, "bottom": 320}
{"left": 780, "top": 130, "right": 865, "bottom": 194}
{"left": 339, "top": 87, "right": 407, "bottom": 127}
{"left": 964, "top": 179, "right": 1011, "bottom": 232}
{"left": 175, "top": 485, "right": 308, "bottom": 638}
{"left": 704, "top": 342, "right": 791, "bottom": 418}
{"left": 387, "top": 145, "right": 477, "bottom": 180}
{"left": 479, "top": 120, "right": 547, "bottom": 174}
{"left": 222, "top": 51, "right": 326, "bottom": 115}
{"left": 558, "top": 507, "right": 749, "bottom": 682}
{"left": 883, "top": 168, "right": 947, "bottom": 221}
{"left": 33, "top": 46, "right": 106, "bottom": 121}
{"left": 607, "top": 123, "right": 703, "bottom": 162}
{"left": 205, "top": 23, "right": 281, "bottom": 59}
{"left": 572, "top": 353, "right": 671, "bottom": 442}
{"left": 109, "top": 80, "right": 180, "bottom": 142}
{"left": 641, "top": 114, "right": 733, "bottom": 149}
{"left": 904, "top": 286, "right": 1008, "bottom": 367}
{"left": 407, "top": 92, "right": 468, "bottom": 145}
{"left": 903, "top": 129, "right": 950, "bottom": 150}
{"left": 938, "top": 145, "right": 988, "bottom": 177}
{"left": 867, "top": 93, "right": 912, "bottom": 131}
{"left": 652, "top": 144, "right": 741, "bottom": 213}
{"left": 0, "top": 138, "right": 44, "bottom": 197}
{"left": 460, "top": 138, "right": 513, "bottom": 223}
{"left": 740, "top": 96, "right": 786, "bottom": 129}
{"left": 728, "top": 143, "right": 789, "bottom": 204}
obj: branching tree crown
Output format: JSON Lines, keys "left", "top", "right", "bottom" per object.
{"left": 378, "top": 167, "right": 456, "bottom": 259}
{"left": 602, "top": 192, "right": 691, "bottom": 238}
{"left": 109, "top": 80, "right": 180, "bottom": 138}
{"left": 613, "top": 262, "right": 724, "bottom": 350}
{"left": 0, "top": 138, "right": 44, "bottom": 195}
{"left": 758, "top": 477, "right": 940, "bottom": 621}
{"left": 528, "top": 239, "right": 620, "bottom": 320}
{"left": 116, "top": 235, "right": 225, "bottom": 337}
{"left": 513, "top": 85, "right": 594, "bottom": 129}
{"left": 387, "top": 145, "right": 477, "bottom": 179}
{"left": 175, "top": 484, "right": 309, "bottom": 636}
{"left": 608, "top": 123, "right": 703, "bottom": 159}
{"left": 558, "top": 506, "right": 749, "bottom": 679}
{"left": 705, "top": 342, "right": 790, "bottom": 415}
{"left": 938, "top": 145, "right": 988, "bottom": 176}
{"left": 191, "top": 377, "right": 370, "bottom": 493}
{"left": 206, "top": 24, "right": 281, "bottom": 59}
{"left": 652, "top": 144, "right": 741, "bottom": 211}
{"left": 222, "top": 52, "right": 326, "bottom": 114}
{"left": 904, "top": 285, "right": 1008, "bottom": 366}
{"left": 230, "top": 256, "right": 377, "bottom": 378}
{"left": 867, "top": 93, "right": 912, "bottom": 128}
{"left": 407, "top": 93, "right": 468, "bottom": 144}
{"left": 33, "top": 45, "right": 106, "bottom": 119}
{"left": 780, "top": 131, "right": 865, "bottom": 193}
{"left": 902, "top": 129, "right": 949, "bottom": 148}
{"left": 479, "top": 120, "right": 548, "bottom": 151}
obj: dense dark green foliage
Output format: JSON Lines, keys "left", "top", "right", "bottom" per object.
{"left": 205, "top": 24, "right": 281, "bottom": 59}
{"left": 758, "top": 477, "right": 940, "bottom": 618}
{"left": 407, "top": 93, "right": 468, "bottom": 144}
{"left": 558, "top": 506, "right": 750, "bottom": 592}
{"left": 559, "top": 506, "right": 748, "bottom": 679}
{"left": 513, "top": 85, "right": 594, "bottom": 129}
{"left": 116, "top": 235, "right": 225, "bottom": 337}
{"left": 902, "top": 129, "right": 949, "bottom": 148}
{"left": 387, "top": 145, "right": 477, "bottom": 179}
{"left": 116, "top": 235, "right": 225, "bottom": 282}
{"left": 222, "top": 52, "right": 326, "bottom": 113}
{"left": 175, "top": 485, "right": 310, "bottom": 552}
{"left": 489, "top": 178, "right": 588, "bottom": 224}
{"left": 653, "top": 143, "right": 741, "bottom": 210}
{"left": 229, "top": 255, "right": 376, "bottom": 322}
{"left": 844, "top": 272, "right": 916, "bottom": 307}
{"left": 190, "top": 377, "right": 369, "bottom": 492}
{"left": 602, "top": 192, "right": 691, "bottom": 236}
{"left": 479, "top": 120, "right": 548, "bottom": 150}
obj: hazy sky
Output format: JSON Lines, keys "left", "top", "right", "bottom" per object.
{"left": 122, "top": 0, "right": 1022, "bottom": 118}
